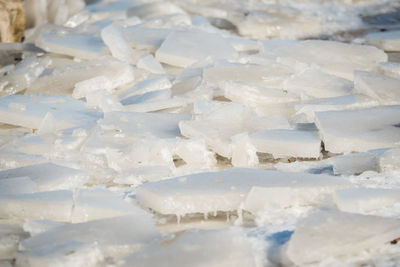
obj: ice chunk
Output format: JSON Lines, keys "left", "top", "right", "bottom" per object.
{"left": 120, "top": 76, "right": 170, "bottom": 98}
{"left": 334, "top": 188, "right": 400, "bottom": 214}
{"left": 231, "top": 133, "right": 259, "bottom": 168}
{"left": 220, "top": 81, "right": 298, "bottom": 107}
{"left": 72, "top": 76, "right": 113, "bottom": 99}
{"left": 204, "top": 62, "right": 292, "bottom": 89}
{"left": 16, "top": 242, "right": 104, "bottom": 267}
{"left": 136, "top": 169, "right": 350, "bottom": 216}
{"left": 0, "top": 177, "right": 38, "bottom": 195}
{"left": 23, "top": 220, "right": 64, "bottom": 237}
{"left": 0, "top": 224, "right": 27, "bottom": 260}
{"left": 0, "top": 163, "right": 89, "bottom": 191}
{"left": 71, "top": 188, "right": 147, "bottom": 223}
{"left": 250, "top": 129, "right": 321, "bottom": 159}
{"left": 0, "top": 94, "right": 99, "bottom": 130}
{"left": 0, "top": 190, "right": 73, "bottom": 222}
{"left": 354, "top": 71, "right": 400, "bottom": 104}
{"left": 380, "top": 147, "right": 400, "bottom": 171}
{"left": 330, "top": 152, "right": 379, "bottom": 175}
{"left": 100, "top": 111, "right": 189, "bottom": 140}
{"left": 378, "top": 62, "right": 400, "bottom": 79}
{"left": 35, "top": 29, "right": 107, "bottom": 60}
{"left": 175, "top": 138, "right": 216, "bottom": 168}
{"left": 315, "top": 106, "right": 400, "bottom": 153}
{"left": 21, "top": 215, "right": 161, "bottom": 260}
{"left": 0, "top": 56, "right": 51, "bottom": 97}
{"left": 137, "top": 54, "right": 165, "bottom": 74}
{"left": 126, "top": 2, "right": 185, "bottom": 19}
{"left": 274, "top": 40, "right": 388, "bottom": 80}
{"left": 121, "top": 88, "right": 171, "bottom": 106}
{"left": 122, "top": 26, "right": 172, "bottom": 51}
{"left": 284, "top": 68, "right": 353, "bottom": 99}
{"left": 365, "top": 30, "right": 400, "bottom": 52}
{"left": 121, "top": 229, "right": 257, "bottom": 267}
{"left": 101, "top": 23, "right": 144, "bottom": 64}
{"left": 286, "top": 210, "right": 400, "bottom": 265}
{"left": 28, "top": 57, "right": 135, "bottom": 95}
{"left": 155, "top": 31, "right": 237, "bottom": 68}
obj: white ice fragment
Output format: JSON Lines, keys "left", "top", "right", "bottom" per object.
{"left": 72, "top": 76, "right": 113, "bottom": 99}
{"left": 175, "top": 138, "right": 216, "bottom": 168}
{"left": 100, "top": 111, "right": 189, "bottom": 139}
{"left": 136, "top": 169, "right": 350, "bottom": 216}
{"left": 250, "top": 129, "right": 321, "bottom": 159}
{"left": 35, "top": 30, "right": 107, "bottom": 60}
{"left": 380, "top": 147, "right": 400, "bottom": 171}
{"left": 0, "top": 177, "right": 38, "bottom": 195}
{"left": 85, "top": 89, "right": 124, "bottom": 113}
{"left": 204, "top": 62, "right": 292, "bottom": 89}
{"left": 101, "top": 23, "right": 144, "bottom": 64}
{"left": 29, "top": 56, "right": 135, "bottom": 95}
{"left": 231, "top": 133, "right": 259, "bottom": 168}
{"left": 155, "top": 31, "right": 237, "bottom": 68}
{"left": 378, "top": 62, "right": 400, "bottom": 79}
{"left": 0, "top": 190, "right": 73, "bottom": 222}
{"left": 220, "top": 81, "right": 298, "bottom": 107}
{"left": 71, "top": 188, "right": 147, "bottom": 223}
{"left": 121, "top": 229, "right": 257, "bottom": 267}
{"left": 0, "top": 94, "right": 99, "bottom": 130}
{"left": 21, "top": 215, "right": 161, "bottom": 260}
{"left": 37, "top": 112, "right": 56, "bottom": 135}
{"left": 334, "top": 188, "right": 400, "bottom": 214}
{"left": 23, "top": 220, "right": 64, "bottom": 237}
{"left": 0, "top": 163, "right": 89, "bottom": 191}
{"left": 365, "top": 30, "right": 400, "bottom": 52}
{"left": 274, "top": 40, "right": 388, "bottom": 80}
{"left": 122, "top": 26, "right": 172, "bottom": 52}
{"left": 354, "top": 71, "right": 400, "bottom": 104}
{"left": 284, "top": 68, "right": 353, "bottom": 99}
{"left": 16, "top": 241, "right": 104, "bottom": 267}
{"left": 121, "top": 88, "right": 171, "bottom": 106}
{"left": 330, "top": 152, "right": 380, "bottom": 175}
{"left": 137, "top": 54, "right": 165, "bottom": 74}
{"left": 118, "top": 77, "right": 171, "bottom": 100}
{"left": 315, "top": 106, "right": 400, "bottom": 153}
{"left": 127, "top": 2, "right": 185, "bottom": 19}
{"left": 286, "top": 210, "right": 400, "bottom": 265}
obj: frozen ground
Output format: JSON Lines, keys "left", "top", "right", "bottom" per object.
{"left": 1, "top": 0, "right": 400, "bottom": 266}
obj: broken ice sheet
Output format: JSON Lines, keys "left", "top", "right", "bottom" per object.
{"left": 28, "top": 56, "right": 135, "bottom": 95}
{"left": 155, "top": 30, "right": 237, "bottom": 68}
{"left": 286, "top": 209, "right": 400, "bottom": 265}
{"left": 315, "top": 105, "right": 400, "bottom": 154}
{"left": 365, "top": 30, "right": 400, "bottom": 52}
{"left": 136, "top": 168, "right": 350, "bottom": 218}
{"left": 354, "top": 71, "right": 400, "bottom": 104}
{"left": 113, "top": 166, "right": 172, "bottom": 185}
{"left": 0, "top": 94, "right": 100, "bottom": 131}
{"left": 20, "top": 215, "right": 161, "bottom": 261}
{"left": 334, "top": 188, "right": 400, "bottom": 216}
{"left": 121, "top": 228, "right": 258, "bottom": 267}
{"left": 0, "top": 163, "right": 89, "bottom": 191}
{"left": 249, "top": 129, "right": 321, "bottom": 159}
{"left": 0, "top": 177, "right": 38, "bottom": 195}
{"left": 35, "top": 28, "right": 108, "bottom": 60}
{"left": 284, "top": 67, "right": 353, "bottom": 99}
{"left": 273, "top": 40, "right": 388, "bottom": 80}
{"left": 71, "top": 187, "right": 147, "bottom": 223}
{"left": 0, "top": 190, "right": 73, "bottom": 222}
